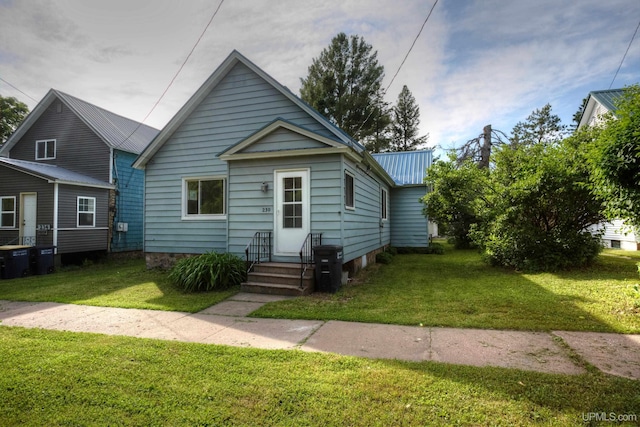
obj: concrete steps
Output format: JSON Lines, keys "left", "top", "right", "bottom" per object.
{"left": 241, "top": 262, "right": 314, "bottom": 296}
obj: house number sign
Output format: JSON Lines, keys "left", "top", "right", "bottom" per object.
{"left": 262, "top": 207, "right": 272, "bottom": 213}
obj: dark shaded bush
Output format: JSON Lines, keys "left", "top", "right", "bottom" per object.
{"left": 376, "top": 251, "right": 394, "bottom": 264}
{"left": 169, "top": 252, "right": 246, "bottom": 292}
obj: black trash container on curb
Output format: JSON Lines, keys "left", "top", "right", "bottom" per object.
{"left": 32, "top": 246, "right": 56, "bottom": 275}
{"left": 0, "top": 246, "right": 31, "bottom": 279}
{"left": 314, "top": 245, "right": 343, "bottom": 293}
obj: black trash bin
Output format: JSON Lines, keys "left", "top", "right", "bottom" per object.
{"left": 0, "top": 246, "right": 31, "bottom": 279}
{"left": 314, "top": 245, "right": 343, "bottom": 293}
{"left": 32, "top": 246, "right": 56, "bottom": 275}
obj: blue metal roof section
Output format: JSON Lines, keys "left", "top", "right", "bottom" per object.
{"left": 372, "top": 150, "right": 432, "bottom": 186}
{"left": 0, "top": 157, "right": 113, "bottom": 188}
{"left": 589, "top": 88, "right": 625, "bottom": 113}
{"left": 54, "top": 90, "right": 160, "bottom": 154}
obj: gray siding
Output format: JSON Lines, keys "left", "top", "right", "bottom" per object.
{"left": 9, "top": 99, "right": 110, "bottom": 182}
{"left": 0, "top": 166, "right": 54, "bottom": 247}
{"left": 228, "top": 154, "right": 342, "bottom": 261}
{"left": 57, "top": 185, "right": 109, "bottom": 253}
{"left": 342, "top": 158, "right": 391, "bottom": 262}
{"left": 390, "top": 186, "right": 429, "bottom": 247}
{"left": 143, "top": 61, "right": 342, "bottom": 255}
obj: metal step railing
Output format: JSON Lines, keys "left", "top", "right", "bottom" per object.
{"left": 299, "top": 232, "right": 322, "bottom": 288}
{"left": 245, "top": 231, "right": 272, "bottom": 273}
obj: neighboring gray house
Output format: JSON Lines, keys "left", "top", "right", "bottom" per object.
{"left": 134, "top": 50, "right": 432, "bottom": 293}
{"left": 0, "top": 89, "right": 159, "bottom": 262}
{"left": 579, "top": 88, "right": 638, "bottom": 250}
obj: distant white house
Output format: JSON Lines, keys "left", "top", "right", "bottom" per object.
{"left": 579, "top": 88, "right": 638, "bottom": 251}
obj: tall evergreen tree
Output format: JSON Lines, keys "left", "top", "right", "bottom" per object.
{"left": 300, "top": 33, "right": 385, "bottom": 142}
{"left": 390, "top": 85, "right": 428, "bottom": 151}
{"left": 510, "top": 103, "right": 566, "bottom": 148}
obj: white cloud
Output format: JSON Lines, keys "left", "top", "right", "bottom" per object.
{"left": 0, "top": 0, "right": 638, "bottom": 149}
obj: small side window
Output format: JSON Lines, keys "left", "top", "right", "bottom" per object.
{"left": 345, "top": 171, "right": 355, "bottom": 209}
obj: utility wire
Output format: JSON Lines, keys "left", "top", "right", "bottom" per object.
{"left": 609, "top": 18, "right": 640, "bottom": 89}
{"left": 113, "top": 0, "right": 225, "bottom": 148}
{"left": 354, "top": 0, "right": 439, "bottom": 140}
{"left": 0, "top": 76, "right": 39, "bottom": 103}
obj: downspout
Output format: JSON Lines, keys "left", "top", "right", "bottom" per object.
{"left": 53, "top": 182, "right": 59, "bottom": 253}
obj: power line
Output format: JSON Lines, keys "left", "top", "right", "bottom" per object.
{"left": 385, "top": 0, "right": 439, "bottom": 94}
{"left": 113, "top": 0, "right": 225, "bottom": 149}
{"left": 0, "top": 76, "right": 39, "bottom": 102}
{"left": 609, "top": 18, "right": 640, "bottom": 89}
{"left": 354, "top": 0, "right": 439, "bottom": 140}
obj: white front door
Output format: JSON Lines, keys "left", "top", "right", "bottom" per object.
{"left": 20, "top": 193, "right": 37, "bottom": 245}
{"left": 274, "top": 169, "right": 310, "bottom": 255}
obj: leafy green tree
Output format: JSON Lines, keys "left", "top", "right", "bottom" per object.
{"left": 0, "top": 95, "right": 29, "bottom": 145}
{"left": 510, "top": 104, "right": 566, "bottom": 148}
{"left": 473, "top": 137, "right": 605, "bottom": 271}
{"left": 390, "top": 85, "right": 428, "bottom": 151}
{"left": 589, "top": 85, "right": 640, "bottom": 228}
{"left": 300, "top": 33, "right": 385, "bottom": 142}
{"left": 422, "top": 154, "right": 489, "bottom": 249}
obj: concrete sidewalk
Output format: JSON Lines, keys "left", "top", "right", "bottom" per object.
{"left": 1, "top": 293, "right": 639, "bottom": 380}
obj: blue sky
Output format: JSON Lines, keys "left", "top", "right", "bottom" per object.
{"left": 1, "top": 0, "right": 638, "bottom": 153}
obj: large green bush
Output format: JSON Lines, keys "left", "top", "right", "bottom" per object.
{"left": 169, "top": 252, "right": 246, "bottom": 293}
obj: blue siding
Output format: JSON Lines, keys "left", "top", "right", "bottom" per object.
{"left": 342, "top": 158, "right": 391, "bottom": 261}
{"left": 143, "top": 61, "right": 342, "bottom": 255}
{"left": 390, "top": 186, "right": 429, "bottom": 247}
{"left": 112, "top": 150, "right": 144, "bottom": 252}
{"left": 228, "top": 154, "right": 342, "bottom": 262}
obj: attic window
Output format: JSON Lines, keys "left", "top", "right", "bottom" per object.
{"left": 36, "top": 139, "right": 56, "bottom": 160}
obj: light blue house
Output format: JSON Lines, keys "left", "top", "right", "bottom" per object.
{"left": 134, "top": 51, "right": 432, "bottom": 293}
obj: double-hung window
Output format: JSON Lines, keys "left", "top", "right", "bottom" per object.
{"left": 183, "top": 177, "right": 226, "bottom": 218}
{"left": 77, "top": 197, "right": 96, "bottom": 227}
{"left": 345, "top": 171, "right": 355, "bottom": 209}
{"left": 36, "top": 139, "right": 56, "bottom": 160}
{"left": 0, "top": 196, "right": 16, "bottom": 228}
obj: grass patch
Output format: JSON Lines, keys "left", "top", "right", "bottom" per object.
{"left": 253, "top": 244, "right": 640, "bottom": 333}
{"left": 1, "top": 327, "right": 638, "bottom": 426}
{"left": 0, "top": 259, "right": 236, "bottom": 312}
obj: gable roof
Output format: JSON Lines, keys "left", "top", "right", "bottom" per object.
{"left": 218, "top": 118, "right": 361, "bottom": 162}
{"left": 372, "top": 150, "right": 432, "bottom": 186}
{"left": 133, "top": 50, "right": 363, "bottom": 169}
{"left": 0, "top": 89, "right": 159, "bottom": 156}
{"left": 577, "top": 88, "right": 625, "bottom": 129}
{"left": 0, "top": 157, "right": 113, "bottom": 189}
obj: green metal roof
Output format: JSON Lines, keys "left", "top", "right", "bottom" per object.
{"left": 589, "top": 88, "right": 625, "bottom": 112}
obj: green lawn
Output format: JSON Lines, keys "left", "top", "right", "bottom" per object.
{"left": 1, "top": 327, "right": 638, "bottom": 426}
{"left": 253, "top": 246, "right": 640, "bottom": 333}
{"left": 0, "top": 259, "right": 236, "bottom": 313}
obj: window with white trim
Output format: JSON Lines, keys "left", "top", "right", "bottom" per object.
{"left": 77, "top": 197, "right": 96, "bottom": 227}
{"left": 0, "top": 196, "right": 16, "bottom": 228}
{"left": 183, "top": 177, "right": 226, "bottom": 218}
{"left": 345, "top": 171, "right": 355, "bottom": 209}
{"left": 36, "top": 139, "right": 56, "bottom": 160}
{"left": 381, "top": 188, "right": 388, "bottom": 220}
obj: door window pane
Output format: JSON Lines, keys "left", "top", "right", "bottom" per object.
{"left": 282, "top": 177, "right": 303, "bottom": 229}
